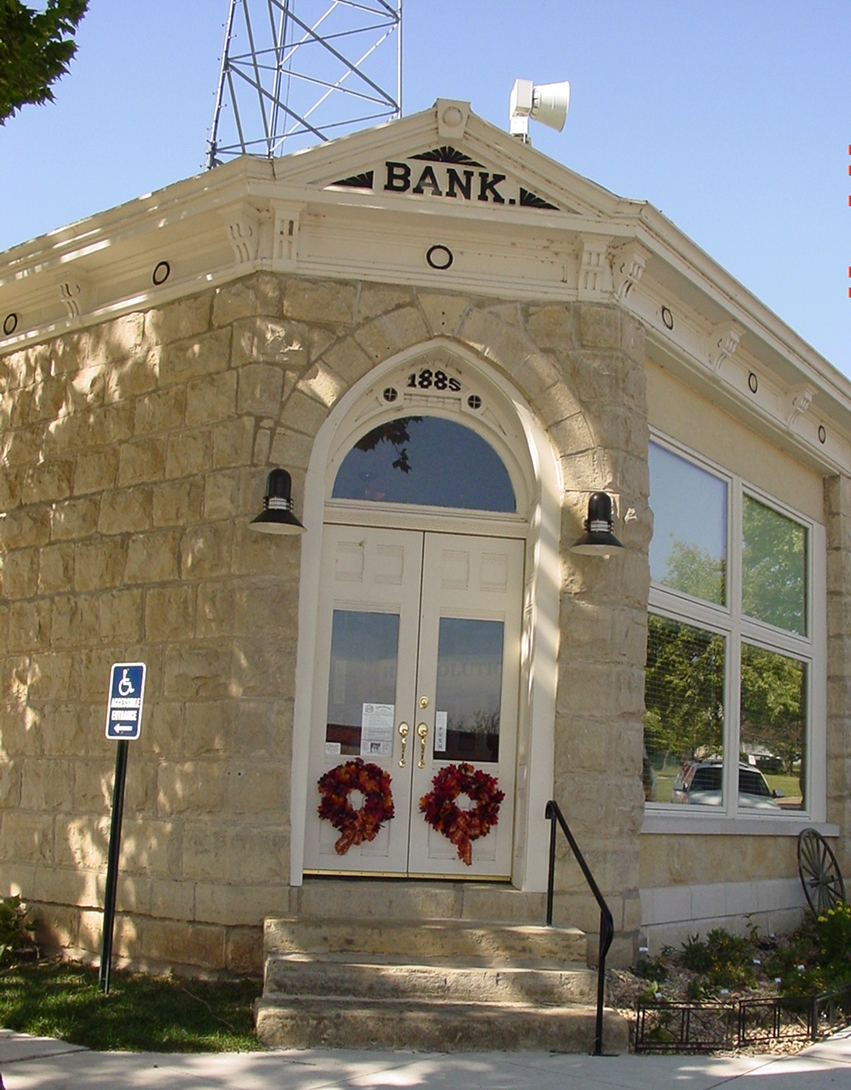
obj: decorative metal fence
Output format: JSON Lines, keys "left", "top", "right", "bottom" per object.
{"left": 636, "top": 984, "right": 851, "bottom": 1053}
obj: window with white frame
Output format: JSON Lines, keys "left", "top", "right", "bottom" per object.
{"left": 643, "top": 437, "right": 823, "bottom": 818}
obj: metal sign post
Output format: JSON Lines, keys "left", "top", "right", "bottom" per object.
{"left": 99, "top": 663, "right": 145, "bottom": 995}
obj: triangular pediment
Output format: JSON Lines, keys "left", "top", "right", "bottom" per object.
{"left": 325, "top": 142, "right": 560, "bottom": 211}
{"left": 270, "top": 99, "right": 622, "bottom": 220}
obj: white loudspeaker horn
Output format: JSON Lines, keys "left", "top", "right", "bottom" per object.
{"left": 509, "top": 78, "right": 570, "bottom": 142}
{"left": 531, "top": 81, "right": 570, "bottom": 132}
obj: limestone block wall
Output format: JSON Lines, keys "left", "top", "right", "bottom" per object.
{"left": 531, "top": 306, "right": 649, "bottom": 963}
{"left": 639, "top": 835, "right": 804, "bottom": 952}
{"left": 0, "top": 278, "right": 303, "bottom": 974}
{"left": 0, "top": 273, "right": 649, "bottom": 972}
{"left": 826, "top": 473, "right": 851, "bottom": 876}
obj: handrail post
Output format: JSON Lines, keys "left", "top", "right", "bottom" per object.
{"left": 594, "top": 911, "right": 607, "bottom": 1055}
{"left": 545, "top": 800, "right": 556, "bottom": 927}
{"left": 544, "top": 799, "right": 614, "bottom": 1056}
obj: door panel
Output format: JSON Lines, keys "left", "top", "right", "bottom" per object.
{"left": 304, "top": 525, "right": 523, "bottom": 878}
{"left": 305, "top": 526, "right": 422, "bottom": 874}
{"left": 407, "top": 533, "right": 522, "bottom": 877}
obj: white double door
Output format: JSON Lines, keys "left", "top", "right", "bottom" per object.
{"left": 304, "top": 523, "right": 523, "bottom": 878}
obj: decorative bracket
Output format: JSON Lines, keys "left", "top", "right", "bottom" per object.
{"left": 56, "top": 272, "right": 94, "bottom": 319}
{"left": 787, "top": 384, "right": 815, "bottom": 428}
{"left": 577, "top": 235, "right": 613, "bottom": 299}
{"left": 707, "top": 321, "right": 743, "bottom": 372}
{"left": 221, "top": 203, "right": 262, "bottom": 265}
{"left": 272, "top": 202, "right": 304, "bottom": 272}
{"left": 610, "top": 241, "right": 651, "bottom": 302}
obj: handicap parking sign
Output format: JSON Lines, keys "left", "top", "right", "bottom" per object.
{"left": 105, "top": 663, "right": 146, "bottom": 740}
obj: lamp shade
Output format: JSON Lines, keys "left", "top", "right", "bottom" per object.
{"left": 572, "top": 491, "right": 623, "bottom": 555}
{"left": 249, "top": 468, "right": 305, "bottom": 534}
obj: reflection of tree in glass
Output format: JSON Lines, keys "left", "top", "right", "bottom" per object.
{"left": 354, "top": 417, "right": 423, "bottom": 474}
{"left": 742, "top": 497, "right": 806, "bottom": 634}
{"left": 663, "top": 541, "right": 726, "bottom": 605}
{"left": 740, "top": 644, "right": 804, "bottom": 781}
{"left": 447, "top": 710, "right": 500, "bottom": 735}
{"left": 644, "top": 616, "right": 724, "bottom": 762}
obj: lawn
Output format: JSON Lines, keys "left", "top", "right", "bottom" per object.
{"left": 0, "top": 958, "right": 262, "bottom": 1052}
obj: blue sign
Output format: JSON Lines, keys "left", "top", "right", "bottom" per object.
{"left": 105, "top": 663, "right": 146, "bottom": 741}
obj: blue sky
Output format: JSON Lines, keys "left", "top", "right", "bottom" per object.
{"left": 1, "top": 1, "right": 849, "bottom": 377}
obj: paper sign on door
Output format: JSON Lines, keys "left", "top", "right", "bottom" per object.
{"left": 435, "top": 711, "right": 448, "bottom": 753}
{"left": 360, "top": 703, "right": 394, "bottom": 757}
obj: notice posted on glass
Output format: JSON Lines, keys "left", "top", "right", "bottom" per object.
{"left": 435, "top": 710, "right": 447, "bottom": 752}
{"left": 360, "top": 703, "right": 394, "bottom": 757}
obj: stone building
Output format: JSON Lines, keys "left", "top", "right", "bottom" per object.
{"left": 0, "top": 99, "right": 849, "bottom": 995}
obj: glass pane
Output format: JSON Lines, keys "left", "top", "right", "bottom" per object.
{"left": 325, "top": 610, "right": 399, "bottom": 757}
{"left": 740, "top": 644, "right": 805, "bottom": 811}
{"left": 742, "top": 496, "right": 807, "bottom": 636}
{"left": 644, "top": 615, "right": 725, "bottom": 805}
{"left": 433, "top": 618, "right": 503, "bottom": 763}
{"left": 333, "top": 416, "right": 516, "bottom": 512}
{"left": 649, "top": 442, "right": 727, "bottom": 606}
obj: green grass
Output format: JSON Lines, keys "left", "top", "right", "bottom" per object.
{"left": 764, "top": 772, "right": 803, "bottom": 802}
{"left": 0, "top": 958, "right": 262, "bottom": 1052}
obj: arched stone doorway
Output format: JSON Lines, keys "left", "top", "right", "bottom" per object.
{"left": 290, "top": 339, "right": 564, "bottom": 889}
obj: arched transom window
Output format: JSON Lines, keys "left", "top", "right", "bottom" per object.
{"left": 332, "top": 415, "right": 516, "bottom": 512}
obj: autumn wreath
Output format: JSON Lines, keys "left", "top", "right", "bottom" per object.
{"left": 419, "top": 762, "right": 505, "bottom": 866}
{"left": 317, "top": 758, "right": 395, "bottom": 855}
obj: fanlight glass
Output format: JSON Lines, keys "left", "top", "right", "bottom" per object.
{"left": 332, "top": 416, "right": 516, "bottom": 512}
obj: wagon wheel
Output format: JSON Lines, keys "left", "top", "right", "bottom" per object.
{"left": 798, "top": 828, "right": 845, "bottom": 916}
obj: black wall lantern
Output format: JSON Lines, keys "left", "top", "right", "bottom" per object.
{"left": 572, "top": 491, "right": 623, "bottom": 555}
{"left": 249, "top": 469, "right": 305, "bottom": 535}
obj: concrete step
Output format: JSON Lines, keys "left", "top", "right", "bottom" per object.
{"left": 255, "top": 995, "right": 630, "bottom": 1053}
{"left": 257, "top": 911, "right": 627, "bottom": 1054}
{"left": 264, "top": 916, "right": 587, "bottom": 962}
{"left": 264, "top": 956, "right": 597, "bottom": 1004}
{"left": 293, "top": 879, "right": 547, "bottom": 924}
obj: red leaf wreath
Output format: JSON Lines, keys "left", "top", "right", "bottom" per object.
{"left": 317, "top": 758, "right": 395, "bottom": 855}
{"left": 419, "top": 762, "right": 505, "bottom": 866}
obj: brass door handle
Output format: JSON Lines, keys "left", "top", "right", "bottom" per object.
{"left": 417, "top": 722, "right": 428, "bottom": 769}
{"left": 398, "top": 722, "right": 410, "bottom": 767}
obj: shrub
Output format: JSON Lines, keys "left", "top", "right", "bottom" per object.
{"left": 817, "top": 902, "right": 851, "bottom": 971}
{"left": 0, "top": 896, "right": 38, "bottom": 964}
{"left": 678, "top": 928, "right": 757, "bottom": 990}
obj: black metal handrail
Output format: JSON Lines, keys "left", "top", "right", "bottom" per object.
{"left": 545, "top": 799, "right": 615, "bottom": 1056}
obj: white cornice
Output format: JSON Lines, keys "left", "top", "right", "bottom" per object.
{"left": 1, "top": 99, "right": 850, "bottom": 477}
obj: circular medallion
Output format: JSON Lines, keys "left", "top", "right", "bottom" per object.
{"left": 426, "top": 245, "right": 454, "bottom": 271}
{"left": 152, "top": 260, "right": 171, "bottom": 286}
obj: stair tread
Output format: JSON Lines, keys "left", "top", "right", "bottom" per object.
{"left": 263, "top": 918, "right": 587, "bottom": 960}
{"left": 267, "top": 952, "right": 589, "bottom": 968}
{"left": 258, "top": 994, "right": 607, "bottom": 1013}
{"left": 267, "top": 915, "right": 582, "bottom": 931}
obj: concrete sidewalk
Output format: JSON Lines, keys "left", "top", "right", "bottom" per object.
{"left": 2, "top": 1029, "right": 851, "bottom": 1090}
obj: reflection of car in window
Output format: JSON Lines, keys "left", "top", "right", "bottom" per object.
{"left": 671, "top": 760, "right": 785, "bottom": 809}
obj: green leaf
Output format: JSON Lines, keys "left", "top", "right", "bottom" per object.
{"left": 0, "top": 0, "right": 89, "bottom": 123}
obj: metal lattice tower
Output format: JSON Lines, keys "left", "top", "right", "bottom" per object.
{"left": 207, "top": 0, "right": 402, "bottom": 168}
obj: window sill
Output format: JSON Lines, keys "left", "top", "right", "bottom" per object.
{"left": 642, "top": 808, "right": 839, "bottom": 837}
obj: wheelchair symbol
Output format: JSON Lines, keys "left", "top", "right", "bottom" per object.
{"left": 117, "top": 670, "right": 135, "bottom": 697}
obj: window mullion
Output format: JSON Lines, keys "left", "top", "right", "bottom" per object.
{"left": 726, "top": 476, "right": 743, "bottom": 816}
